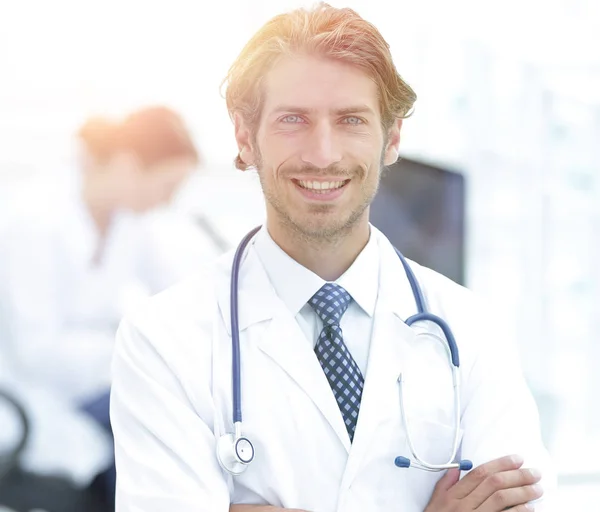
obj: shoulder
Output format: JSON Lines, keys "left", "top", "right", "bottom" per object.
{"left": 117, "top": 249, "right": 235, "bottom": 361}
{"left": 409, "top": 260, "right": 475, "bottom": 313}
{"left": 373, "top": 228, "right": 489, "bottom": 367}
{"left": 408, "top": 259, "right": 510, "bottom": 374}
{"left": 127, "top": 247, "right": 233, "bottom": 325}
{"left": 372, "top": 226, "right": 474, "bottom": 313}
{"left": 113, "top": 249, "right": 239, "bottom": 407}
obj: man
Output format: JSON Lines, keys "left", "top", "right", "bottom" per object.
{"left": 110, "top": 3, "right": 555, "bottom": 511}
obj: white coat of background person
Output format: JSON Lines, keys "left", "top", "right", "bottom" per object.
{"left": 110, "top": 5, "right": 556, "bottom": 512}
{"left": 0, "top": 106, "right": 222, "bottom": 486}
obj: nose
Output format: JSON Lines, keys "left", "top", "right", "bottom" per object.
{"left": 300, "top": 120, "right": 343, "bottom": 169}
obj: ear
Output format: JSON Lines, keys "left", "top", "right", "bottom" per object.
{"left": 383, "top": 118, "right": 402, "bottom": 166}
{"left": 234, "top": 113, "right": 256, "bottom": 168}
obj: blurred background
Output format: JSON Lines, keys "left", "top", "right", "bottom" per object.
{"left": 1, "top": 0, "right": 599, "bottom": 509}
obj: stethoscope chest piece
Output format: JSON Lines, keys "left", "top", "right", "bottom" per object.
{"left": 217, "top": 433, "right": 255, "bottom": 475}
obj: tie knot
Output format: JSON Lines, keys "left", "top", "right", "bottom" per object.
{"left": 308, "top": 283, "right": 352, "bottom": 326}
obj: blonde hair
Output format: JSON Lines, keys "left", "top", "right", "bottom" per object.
{"left": 223, "top": 2, "right": 417, "bottom": 170}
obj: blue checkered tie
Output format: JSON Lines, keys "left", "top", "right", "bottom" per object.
{"left": 308, "top": 283, "right": 364, "bottom": 442}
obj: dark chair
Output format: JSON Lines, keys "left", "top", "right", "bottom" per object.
{"left": 0, "top": 388, "right": 108, "bottom": 512}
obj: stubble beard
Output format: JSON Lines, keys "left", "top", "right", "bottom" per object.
{"left": 255, "top": 155, "right": 382, "bottom": 248}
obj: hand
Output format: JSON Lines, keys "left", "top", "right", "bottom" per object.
{"left": 424, "top": 455, "right": 543, "bottom": 511}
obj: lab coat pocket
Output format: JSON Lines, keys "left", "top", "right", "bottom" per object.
{"left": 399, "top": 417, "right": 464, "bottom": 510}
{"left": 351, "top": 414, "right": 464, "bottom": 511}
{"left": 405, "top": 415, "right": 464, "bottom": 466}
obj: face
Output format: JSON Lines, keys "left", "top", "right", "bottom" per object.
{"left": 115, "top": 155, "right": 195, "bottom": 212}
{"left": 235, "top": 54, "right": 401, "bottom": 241}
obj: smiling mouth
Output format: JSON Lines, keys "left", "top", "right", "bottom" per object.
{"left": 294, "top": 179, "right": 350, "bottom": 193}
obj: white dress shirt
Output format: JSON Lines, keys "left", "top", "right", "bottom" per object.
{"left": 253, "top": 227, "right": 379, "bottom": 376}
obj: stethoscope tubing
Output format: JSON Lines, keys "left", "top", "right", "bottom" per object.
{"left": 224, "top": 226, "right": 470, "bottom": 474}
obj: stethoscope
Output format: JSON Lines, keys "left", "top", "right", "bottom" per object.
{"left": 216, "top": 226, "right": 473, "bottom": 475}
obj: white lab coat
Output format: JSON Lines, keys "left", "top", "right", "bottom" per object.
{"left": 111, "top": 226, "right": 556, "bottom": 511}
{"left": 0, "top": 177, "right": 223, "bottom": 485}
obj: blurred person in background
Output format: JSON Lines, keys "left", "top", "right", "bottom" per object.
{"left": 0, "top": 105, "right": 223, "bottom": 510}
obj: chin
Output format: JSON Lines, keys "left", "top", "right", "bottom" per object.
{"left": 291, "top": 217, "right": 354, "bottom": 240}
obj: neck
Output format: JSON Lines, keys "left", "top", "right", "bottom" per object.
{"left": 81, "top": 174, "right": 115, "bottom": 241}
{"left": 267, "top": 215, "right": 371, "bottom": 281}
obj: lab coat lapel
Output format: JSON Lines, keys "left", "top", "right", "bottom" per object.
{"left": 256, "top": 308, "right": 352, "bottom": 453}
{"left": 341, "top": 229, "right": 419, "bottom": 488}
{"left": 216, "top": 241, "right": 351, "bottom": 453}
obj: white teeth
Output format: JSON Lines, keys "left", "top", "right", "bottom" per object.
{"left": 298, "top": 180, "right": 346, "bottom": 191}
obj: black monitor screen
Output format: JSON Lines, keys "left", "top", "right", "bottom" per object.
{"left": 369, "top": 157, "right": 466, "bottom": 285}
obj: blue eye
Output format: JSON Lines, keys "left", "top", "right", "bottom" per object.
{"left": 342, "top": 116, "right": 364, "bottom": 125}
{"left": 281, "top": 115, "right": 304, "bottom": 123}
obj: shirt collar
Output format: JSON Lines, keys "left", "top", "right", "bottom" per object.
{"left": 253, "top": 226, "right": 379, "bottom": 318}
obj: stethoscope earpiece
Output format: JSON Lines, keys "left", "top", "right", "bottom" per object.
{"left": 459, "top": 460, "right": 473, "bottom": 471}
{"left": 394, "top": 456, "right": 411, "bottom": 468}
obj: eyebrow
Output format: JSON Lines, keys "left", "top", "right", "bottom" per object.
{"left": 270, "top": 104, "right": 376, "bottom": 116}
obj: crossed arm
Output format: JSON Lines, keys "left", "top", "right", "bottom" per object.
{"left": 229, "top": 454, "right": 543, "bottom": 512}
